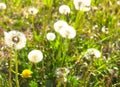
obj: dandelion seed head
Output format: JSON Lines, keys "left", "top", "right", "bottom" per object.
{"left": 4, "top": 30, "right": 26, "bottom": 50}
{"left": 28, "top": 7, "right": 38, "bottom": 15}
{"left": 0, "top": 3, "right": 6, "bottom": 10}
{"left": 28, "top": 50, "right": 43, "bottom": 63}
{"left": 59, "top": 5, "right": 70, "bottom": 15}
{"left": 55, "top": 67, "right": 69, "bottom": 78}
{"left": 117, "top": 0, "right": 120, "bottom": 5}
{"left": 54, "top": 20, "right": 68, "bottom": 33}
{"left": 46, "top": 32, "right": 56, "bottom": 41}
{"left": 59, "top": 26, "right": 76, "bottom": 39}
{"left": 73, "top": 0, "right": 91, "bottom": 11}
{"left": 84, "top": 48, "right": 101, "bottom": 59}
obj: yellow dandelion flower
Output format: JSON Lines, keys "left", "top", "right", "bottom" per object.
{"left": 21, "top": 69, "right": 32, "bottom": 78}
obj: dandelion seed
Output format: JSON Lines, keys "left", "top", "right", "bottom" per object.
{"left": 28, "top": 7, "right": 38, "bottom": 15}
{"left": 55, "top": 67, "right": 69, "bottom": 78}
{"left": 73, "top": 0, "right": 91, "bottom": 11}
{"left": 54, "top": 20, "right": 68, "bottom": 33}
{"left": 0, "top": 3, "right": 6, "bottom": 10}
{"left": 84, "top": 48, "right": 101, "bottom": 59}
{"left": 46, "top": 32, "right": 56, "bottom": 41}
{"left": 59, "top": 5, "right": 70, "bottom": 15}
{"left": 28, "top": 50, "right": 43, "bottom": 63}
{"left": 59, "top": 26, "right": 76, "bottom": 39}
{"left": 21, "top": 69, "right": 32, "bottom": 78}
{"left": 4, "top": 30, "right": 26, "bottom": 50}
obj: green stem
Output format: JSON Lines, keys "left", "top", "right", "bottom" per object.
{"left": 8, "top": 49, "right": 12, "bottom": 87}
{"left": 62, "top": 39, "right": 69, "bottom": 66}
{"left": 15, "top": 50, "right": 19, "bottom": 87}
{"left": 31, "top": 15, "right": 37, "bottom": 41}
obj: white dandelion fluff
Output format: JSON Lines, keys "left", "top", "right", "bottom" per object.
{"left": 54, "top": 20, "right": 68, "bottom": 33}
{"left": 28, "top": 7, "right": 38, "bottom": 15}
{"left": 46, "top": 32, "right": 56, "bottom": 41}
{"left": 4, "top": 30, "right": 26, "bottom": 50}
{"left": 117, "top": 0, "right": 120, "bottom": 5}
{"left": 59, "top": 25, "right": 76, "bottom": 39}
{"left": 84, "top": 48, "right": 101, "bottom": 59}
{"left": 55, "top": 67, "right": 70, "bottom": 78}
{"left": 28, "top": 50, "right": 43, "bottom": 63}
{"left": 0, "top": 3, "right": 6, "bottom": 10}
{"left": 73, "top": 0, "right": 91, "bottom": 11}
{"left": 59, "top": 5, "right": 71, "bottom": 15}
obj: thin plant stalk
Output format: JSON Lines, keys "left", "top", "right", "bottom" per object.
{"left": 15, "top": 50, "right": 19, "bottom": 87}
{"left": 31, "top": 15, "right": 37, "bottom": 41}
{"left": 8, "top": 49, "right": 12, "bottom": 87}
{"left": 62, "top": 39, "right": 69, "bottom": 66}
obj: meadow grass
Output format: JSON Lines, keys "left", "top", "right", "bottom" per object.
{"left": 0, "top": 0, "right": 120, "bottom": 87}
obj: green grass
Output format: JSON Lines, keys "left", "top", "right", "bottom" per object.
{"left": 0, "top": 0, "right": 120, "bottom": 87}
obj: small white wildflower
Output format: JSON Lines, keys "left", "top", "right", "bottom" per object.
{"left": 101, "top": 26, "right": 109, "bottom": 34}
{"left": 46, "top": 32, "right": 56, "bottom": 41}
{"left": 0, "top": 3, "right": 6, "bottom": 10}
{"left": 55, "top": 67, "right": 70, "bottom": 78}
{"left": 4, "top": 30, "right": 26, "bottom": 50}
{"left": 84, "top": 48, "right": 101, "bottom": 59}
{"left": 73, "top": 0, "right": 91, "bottom": 11}
{"left": 59, "top": 5, "right": 70, "bottom": 15}
{"left": 54, "top": 20, "right": 68, "bottom": 33}
{"left": 28, "top": 7, "right": 38, "bottom": 15}
{"left": 59, "top": 25, "right": 76, "bottom": 39}
{"left": 28, "top": 50, "right": 43, "bottom": 63}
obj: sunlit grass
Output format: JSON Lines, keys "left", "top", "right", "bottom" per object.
{"left": 0, "top": 0, "right": 120, "bottom": 87}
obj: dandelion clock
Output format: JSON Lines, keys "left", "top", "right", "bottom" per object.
{"left": 4, "top": 30, "right": 26, "bottom": 50}
{"left": 28, "top": 50, "right": 43, "bottom": 63}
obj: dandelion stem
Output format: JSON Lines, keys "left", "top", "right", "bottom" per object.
{"left": 8, "top": 49, "right": 12, "bottom": 87}
{"left": 62, "top": 39, "right": 69, "bottom": 66}
{"left": 15, "top": 50, "right": 19, "bottom": 87}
